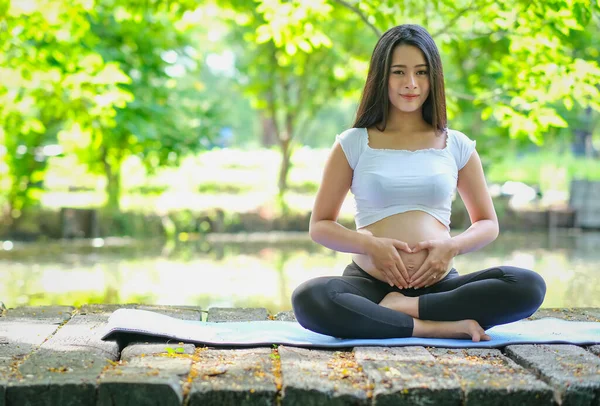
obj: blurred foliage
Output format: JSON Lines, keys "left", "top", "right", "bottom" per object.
{"left": 78, "top": 0, "right": 222, "bottom": 213}
{"left": 210, "top": 0, "right": 600, "bottom": 205}
{"left": 0, "top": 0, "right": 221, "bottom": 232}
{"left": 216, "top": 0, "right": 371, "bottom": 202}
{"left": 196, "top": 182, "right": 253, "bottom": 193}
{"left": 224, "top": 0, "right": 600, "bottom": 154}
{"left": 0, "top": 0, "right": 131, "bottom": 228}
{"left": 1, "top": 0, "right": 600, "bottom": 238}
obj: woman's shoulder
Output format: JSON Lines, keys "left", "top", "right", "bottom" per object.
{"left": 337, "top": 127, "right": 366, "bottom": 140}
{"left": 446, "top": 128, "right": 476, "bottom": 169}
{"left": 446, "top": 128, "right": 474, "bottom": 143}
{"left": 335, "top": 127, "right": 368, "bottom": 170}
{"left": 336, "top": 127, "right": 367, "bottom": 149}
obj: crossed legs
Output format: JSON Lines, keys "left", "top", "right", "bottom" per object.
{"left": 291, "top": 261, "right": 546, "bottom": 340}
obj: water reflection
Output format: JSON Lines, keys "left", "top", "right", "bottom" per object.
{"left": 1, "top": 230, "right": 598, "bottom": 313}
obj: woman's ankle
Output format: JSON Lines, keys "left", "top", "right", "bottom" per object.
{"left": 412, "top": 318, "right": 491, "bottom": 342}
{"left": 412, "top": 319, "right": 437, "bottom": 338}
{"left": 379, "top": 292, "right": 419, "bottom": 318}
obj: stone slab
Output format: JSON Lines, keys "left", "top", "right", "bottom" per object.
{"left": 78, "top": 304, "right": 202, "bottom": 320}
{"left": 207, "top": 307, "right": 269, "bottom": 322}
{"left": 121, "top": 343, "right": 196, "bottom": 361}
{"left": 429, "top": 348, "right": 553, "bottom": 405}
{"left": 98, "top": 344, "right": 195, "bottom": 406}
{"left": 528, "top": 308, "right": 600, "bottom": 322}
{"left": 0, "top": 307, "right": 73, "bottom": 406}
{"left": 186, "top": 347, "right": 277, "bottom": 405}
{"left": 5, "top": 311, "right": 118, "bottom": 406}
{"left": 274, "top": 311, "right": 296, "bottom": 322}
{"left": 2, "top": 306, "right": 73, "bottom": 324}
{"left": 355, "top": 346, "right": 462, "bottom": 405}
{"left": 187, "top": 307, "right": 274, "bottom": 404}
{"left": 78, "top": 304, "right": 137, "bottom": 314}
{"left": 279, "top": 346, "right": 370, "bottom": 405}
{"left": 0, "top": 305, "right": 74, "bottom": 364}
{"left": 0, "top": 322, "right": 61, "bottom": 364}
{"left": 506, "top": 344, "right": 600, "bottom": 406}
{"left": 2, "top": 304, "right": 599, "bottom": 406}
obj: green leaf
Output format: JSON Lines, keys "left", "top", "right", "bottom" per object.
{"left": 563, "top": 96, "right": 574, "bottom": 111}
{"left": 481, "top": 106, "right": 493, "bottom": 120}
{"left": 297, "top": 39, "right": 311, "bottom": 53}
{"left": 285, "top": 42, "right": 297, "bottom": 55}
{"left": 537, "top": 109, "right": 568, "bottom": 128}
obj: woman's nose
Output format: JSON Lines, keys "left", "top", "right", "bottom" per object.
{"left": 404, "top": 74, "right": 417, "bottom": 89}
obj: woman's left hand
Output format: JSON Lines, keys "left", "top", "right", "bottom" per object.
{"left": 409, "top": 239, "right": 459, "bottom": 289}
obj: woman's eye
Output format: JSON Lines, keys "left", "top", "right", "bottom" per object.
{"left": 418, "top": 71, "right": 428, "bottom": 75}
{"left": 392, "top": 71, "right": 404, "bottom": 75}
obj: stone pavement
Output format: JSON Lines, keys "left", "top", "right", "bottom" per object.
{"left": 0, "top": 305, "right": 599, "bottom": 406}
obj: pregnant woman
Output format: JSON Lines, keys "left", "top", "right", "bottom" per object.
{"left": 291, "top": 24, "right": 546, "bottom": 341}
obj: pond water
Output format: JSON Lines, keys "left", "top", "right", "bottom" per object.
{"left": 1, "top": 229, "right": 599, "bottom": 314}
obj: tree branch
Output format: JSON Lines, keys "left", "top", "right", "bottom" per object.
{"left": 330, "top": 0, "right": 381, "bottom": 37}
{"left": 432, "top": 1, "right": 492, "bottom": 37}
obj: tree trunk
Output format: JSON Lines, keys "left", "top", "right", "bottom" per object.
{"left": 5, "top": 181, "right": 22, "bottom": 233}
{"left": 6, "top": 162, "right": 42, "bottom": 234}
{"left": 106, "top": 167, "right": 121, "bottom": 213}
{"left": 277, "top": 114, "right": 295, "bottom": 199}
{"left": 4, "top": 132, "right": 47, "bottom": 234}
{"left": 278, "top": 138, "right": 291, "bottom": 195}
{"left": 261, "top": 113, "right": 277, "bottom": 147}
{"left": 103, "top": 150, "right": 122, "bottom": 213}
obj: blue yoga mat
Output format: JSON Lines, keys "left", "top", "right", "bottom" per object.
{"left": 101, "top": 309, "right": 600, "bottom": 349}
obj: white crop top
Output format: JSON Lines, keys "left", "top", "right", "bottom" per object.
{"left": 335, "top": 127, "right": 476, "bottom": 231}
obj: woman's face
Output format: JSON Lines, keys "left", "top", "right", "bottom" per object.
{"left": 387, "top": 45, "right": 430, "bottom": 114}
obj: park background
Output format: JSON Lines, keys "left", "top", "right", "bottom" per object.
{"left": 0, "top": 0, "right": 599, "bottom": 313}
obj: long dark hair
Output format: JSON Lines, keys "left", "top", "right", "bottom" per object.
{"left": 353, "top": 24, "right": 447, "bottom": 133}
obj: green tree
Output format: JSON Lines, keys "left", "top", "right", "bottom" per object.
{"left": 71, "top": 1, "right": 220, "bottom": 213}
{"left": 1, "top": 0, "right": 223, "bottom": 235}
{"left": 217, "top": 1, "right": 370, "bottom": 209}
{"left": 335, "top": 0, "right": 600, "bottom": 152}
{"left": 0, "top": 0, "right": 131, "bottom": 232}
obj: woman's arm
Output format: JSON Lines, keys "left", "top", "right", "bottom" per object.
{"left": 309, "top": 141, "right": 371, "bottom": 254}
{"left": 309, "top": 140, "right": 411, "bottom": 288}
{"left": 451, "top": 150, "right": 500, "bottom": 255}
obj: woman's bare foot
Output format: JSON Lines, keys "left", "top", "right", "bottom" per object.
{"left": 378, "top": 292, "right": 419, "bottom": 318}
{"left": 413, "top": 319, "right": 491, "bottom": 342}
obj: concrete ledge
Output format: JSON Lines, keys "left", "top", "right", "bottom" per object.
{"left": 0, "top": 306, "right": 598, "bottom": 405}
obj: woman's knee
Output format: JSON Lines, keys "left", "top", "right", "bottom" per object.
{"left": 291, "top": 277, "right": 337, "bottom": 329}
{"left": 501, "top": 266, "right": 547, "bottom": 308}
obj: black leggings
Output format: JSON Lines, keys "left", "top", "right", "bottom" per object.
{"left": 291, "top": 261, "right": 546, "bottom": 339}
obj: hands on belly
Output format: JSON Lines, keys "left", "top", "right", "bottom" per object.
{"left": 364, "top": 236, "right": 458, "bottom": 289}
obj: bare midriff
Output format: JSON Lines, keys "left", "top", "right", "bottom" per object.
{"left": 352, "top": 210, "right": 453, "bottom": 284}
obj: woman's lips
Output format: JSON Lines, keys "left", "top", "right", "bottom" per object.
{"left": 401, "top": 95, "right": 419, "bottom": 100}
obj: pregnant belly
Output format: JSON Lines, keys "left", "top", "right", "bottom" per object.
{"left": 351, "top": 210, "right": 453, "bottom": 282}
{"left": 354, "top": 250, "right": 431, "bottom": 281}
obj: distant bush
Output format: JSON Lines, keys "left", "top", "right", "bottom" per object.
{"left": 197, "top": 182, "right": 253, "bottom": 194}
{"left": 129, "top": 186, "right": 169, "bottom": 195}
{"left": 288, "top": 181, "right": 319, "bottom": 194}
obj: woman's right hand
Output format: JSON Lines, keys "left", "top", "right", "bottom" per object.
{"left": 365, "top": 236, "right": 412, "bottom": 288}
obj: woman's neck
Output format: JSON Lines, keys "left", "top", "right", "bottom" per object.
{"left": 383, "top": 109, "right": 430, "bottom": 133}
